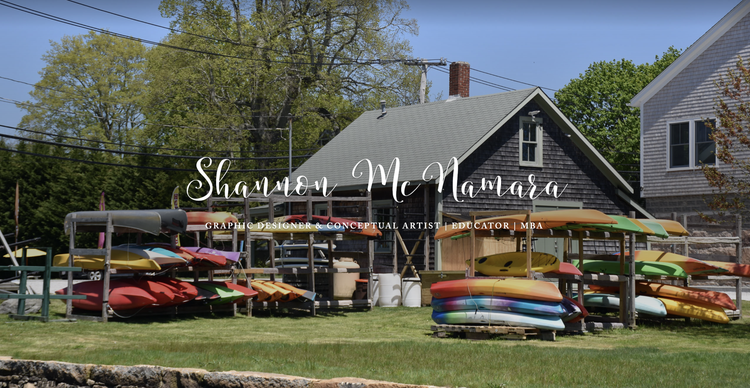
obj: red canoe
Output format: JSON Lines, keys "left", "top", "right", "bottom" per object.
{"left": 56, "top": 280, "right": 157, "bottom": 311}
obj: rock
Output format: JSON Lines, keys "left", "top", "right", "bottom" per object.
{"left": 0, "top": 299, "right": 42, "bottom": 315}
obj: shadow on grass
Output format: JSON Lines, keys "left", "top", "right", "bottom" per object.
{"left": 637, "top": 318, "right": 750, "bottom": 340}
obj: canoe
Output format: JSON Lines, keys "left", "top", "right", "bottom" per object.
{"left": 469, "top": 251, "right": 560, "bottom": 276}
{"left": 657, "top": 297, "right": 729, "bottom": 323}
{"left": 284, "top": 215, "right": 382, "bottom": 238}
{"left": 590, "top": 281, "right": 736, "bottom": 310}
{"left": 53, "top": 252, "right": 161, "bottom": 271}
{"left": 638, "top": 219, "right": 689, "bottom": 236}
{"left": 3, "top": 248, "right": 47, "bottom": 258}
{"left": 55, "top": 280, "right": 157, "bottom": 311}
{"left": 561, "top": 296, "right": 587, "bottom": 323}
{"left": 430, "top": 278, "right": 563, "bottom": 302}
{"left": 703, "top": 261, "right": 750, "bottom": 277}
{"left": 582, "top": 293, "right": 667, "bottom": 317}
{"left": 142, "top": 244, "right": 195, "bottom": 261}
{"left": 551, "top": 262, "right": 583, "bottom": 276}
{"left": 120, "top": 278, "right": 176, "bottom": 307}
{"left": 112, "top": 245, "right": 189, "bottom": 268}
{"left": 186, "top": 211, "right": 238, "bottom": 226}
{"left": 630, "top": 251, "right": 727, "bottom": 275}
{"left": 262, "top": 281, "right": 316, "bottom": 301}
{"left": 431, "top": 310, "right": 565, "bottom": 330}
{"left": 434, "top": 209, "right": 616, "bottom": 240}
{"left": 150, "top": 277, "right": 198, "bottom": 304}
{"left": 572, "top": 259, "right": 687, "bottom": 278}
{"left": 65, "top": 209, "right": 188, "bottom": 235}
{"left": 194, "top": 282, "right": 245, "bottom": 305}
{"left": 430, "top": 296, "right": 565, "bottom": 316}
{"left": 206, "top": 281, "right": 259, "bottom": 303}
{"left": 246, "top": 280, "right": 284, "bottom": 302}
{"left": 553, "top": 215, "right": 646, "bottom": 234}
{"left": 181, "top": 247, "right": 238, "bottom": 263}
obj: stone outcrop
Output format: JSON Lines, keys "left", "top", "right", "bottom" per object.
{"left": 0, "top": 358, "right": 445, "bottom": 388}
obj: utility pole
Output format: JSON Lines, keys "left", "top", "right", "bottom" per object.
{"left": 406, "top": 58, "right": 447, "bottom": 104}
{"left": 359, "top": 58, "right": 447, "bottom": 104}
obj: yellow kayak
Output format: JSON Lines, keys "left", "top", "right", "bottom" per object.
{"left": 468, "top": 251, "right": 560, "bottom": 276}
{"left": 657, "top": 297, "right": 729, "bottom": 324}
{"left": 53, "top": 252, "right": 161, "bottom": 271}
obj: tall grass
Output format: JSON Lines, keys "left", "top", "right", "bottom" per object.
{"left": 1, "top": 302, "right": 750, "bottom": 387}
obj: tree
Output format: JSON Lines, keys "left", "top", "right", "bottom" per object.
{"left": 18, "top": 31, "right": 148, "bottom": 150}
{"left": 702, "top": 55, "right": 750, "bottom": 219}
{"left": 554, "top": 47, "right": 682, "bottom": 184}
{"left": 145, "top": 0, "right": 424, "bottom": 174}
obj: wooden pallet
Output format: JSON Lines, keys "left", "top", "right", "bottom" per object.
{"left": 431, "top": 324, "right": 555, "bottom": 341}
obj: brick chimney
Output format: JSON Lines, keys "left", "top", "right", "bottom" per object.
{"left": 449, "top": 61, "right": 470, "bottom": 98}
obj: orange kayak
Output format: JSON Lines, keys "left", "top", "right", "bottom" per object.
{"left": 430, "top": 278, "right": 563, "bottom": 302}
{"left": 703, "top": 261, "right": 750, "bottom": 277}
{"left": 590, "top": 281, "right": 736, "bottom": 310}
{"left": 187, "top": 211, "right": 238, "bottom": 226}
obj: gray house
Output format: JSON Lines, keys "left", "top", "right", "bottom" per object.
{"left": 629, "top": 0, "right": 750, "bottom": 219}
{"left": 293, "top": 64, "right": 648, "bottom": 271}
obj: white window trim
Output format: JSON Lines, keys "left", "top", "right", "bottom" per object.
{"left": 519, "top": 116, "right": 543, "bottom": 167}
{"left": 666, "top": 117, "right": 717, "bottom": 171}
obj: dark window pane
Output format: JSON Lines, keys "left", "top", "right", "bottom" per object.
{"left": 671, "top": 144, "right": 689, "bottom": 167}
{"left": 696, "top": 142, "right": 716, "bottom": 165}
{"left": 523, "top": 143, "right": 536, "bottom": 162}
{"left": 670, "top": 122, "right": 689, "bottom": 145}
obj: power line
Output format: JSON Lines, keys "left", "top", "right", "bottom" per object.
{"left": 444, "top": 60, "right": 558, "bottom": 92}
{"left": 432, "top": 67, "right": 514, "bottom": 92}
{"left": 5, "top": 123, "right": 316, "bottom": 155}
{"left": 0, "top": 144, "right": 299, "bottom": 173}
{"left": 0, "top": 125, "right": 313, "bottom": 161}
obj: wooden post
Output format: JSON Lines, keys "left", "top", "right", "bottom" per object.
{"left": 268, "top": 197, "right": 275, "bottom": 282}
{"left": 470, "top": 214, "right": 476, "bottom": 277}
{"left": 306, "top": 193, "right": 315, "bottom": 316}
{"left": 66, "top": 214, "right": 75, "bottom": 318}
{"left": 577, "top": 232, "right": 584, "bottom": 306}
{"left": 525, "top": 211, "right": 532, "bottom": 280}
{"left": 670, "top": 212, "right": 677, "bottom": 254}
{"left": 560, "top": 237, "right": 569, "bottom": 295}
{"left": 628, "top": 211, "right": 636, "bottom": 329}
{"left": 102, "top": 213, "right": 113, "bottom": 323}
{"left": 619, "top": 235, "right": 626, "bottom": 324}
{"left": 737, "top": 215, "right": 743, "bottom": 316}
{"left": 207, "top": 198, "right": 214, "bottom": 249}
{"left": 424, "top": 186, "right": 430, "bottom": 271}
{"left": 367, "top": 191, "right": 374, "bottom": 311}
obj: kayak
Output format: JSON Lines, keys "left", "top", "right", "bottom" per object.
{"left": 53, "top": 252, "right": 161, "bottom": 271}
{"left": 55, "top": 280, "right": 157, "bottom": 311}
{"left": 582, "top": 293, "right": 667, "bottom": 317}
{"left": 590, "top": 281, "right": 736, "bottom": 310}
{"left": 431, "top": 310, "right": 565, "bottom": 331}
{"left": 469, "top": 251, "right": 560, "bottom": 276}
{"left": 430, "top": 295, "right": 566, "bottom": 316}
{"left": 572, "top": 259, "right": 687, "bottom": 278}
{"left": 430, "top": 278, "right": 563, "bottom": 302}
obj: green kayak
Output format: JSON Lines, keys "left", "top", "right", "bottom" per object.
{"left": 572, "top": 259, "right": 687, "bottom": 278}
{"left": 194, "top": 282, "right": 245, "bottom": 305}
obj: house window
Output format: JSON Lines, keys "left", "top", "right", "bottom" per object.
{"left": 668, "top": 119, "right": 716, "bottom": 169}
{"left": 519, "top": 116, "right": 543, "bottom": 167}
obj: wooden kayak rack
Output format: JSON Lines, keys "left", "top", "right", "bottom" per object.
{"left": 431, "top": 324, "right": 556, "bottom": 341}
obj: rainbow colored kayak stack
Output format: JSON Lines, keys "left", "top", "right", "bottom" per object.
{"left": 429, "top": 278, "right": 585, "bottom": 330}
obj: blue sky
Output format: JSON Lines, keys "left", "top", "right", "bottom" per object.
{"left": 0, "top": 0, "right": 742, "bottom": 136}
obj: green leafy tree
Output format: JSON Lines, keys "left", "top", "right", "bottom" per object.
{"left": 554, "top": 47, "right": 682, "bottom": 184}
{"left": 145, "top": 0, "right": 424, "bottom": 174}
{"left": 17, "top": 31, "right": 148, "bottom": 150}
{"left": 702, "top": 56, "right": 750, "bottom": 219}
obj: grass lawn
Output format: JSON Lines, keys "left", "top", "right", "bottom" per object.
{"left": 2, "top": 301, "right": 750, "bottom": 387}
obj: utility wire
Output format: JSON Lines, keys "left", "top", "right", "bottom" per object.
{"left": 445, "top": 60, "right": 558, "bottom": 92}
{"left": 432, "top": 67, "right": 514, "bottom": 92}
{"left": 0, "top": 125, "right": 313, "bottom": 161}
{"left": 0, "top": 145, "right": 300, "bottom": 173}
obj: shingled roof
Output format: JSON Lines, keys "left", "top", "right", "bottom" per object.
{"left": 292, "top": 87, "right": 634, "bottom": 196}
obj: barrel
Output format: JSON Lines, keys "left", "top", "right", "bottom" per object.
{"left": 401, "top": 277, "right": 422, "bottom": 307}
{"left": 333, "top": 258, "right": 359, "bottom": 300}
{"left": 377, "top": 273, "right": 401, "bottom": 307}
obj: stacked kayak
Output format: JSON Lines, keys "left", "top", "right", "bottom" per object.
{"left": 469, "top": 252, "right": 560, "bottom": 276}
{"left": 430, "top": 278, "right": 576, "bottom": 330}
{"left": 56, "top": 277, "right": 258, "bottom": 312}
{"left": 581, "top": 293, "right": 668, "bottom": 317}
{"left": 573, "top": 259, "right": 688, "bottom": 278}
{"left": 590, "top": 281, "right": 733, "bottom": 323}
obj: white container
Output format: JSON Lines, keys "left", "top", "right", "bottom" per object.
{"left": 377, "top": 273, "right": 401, "bottom": 307}
{"left": 401, "top": 277, "right": 422, "bottom": 307}
{"left": 371, "top": 274, "right": 379, "bottom": 304}
{"left": 333, "top": 258, "right": 359, "bottom": 300}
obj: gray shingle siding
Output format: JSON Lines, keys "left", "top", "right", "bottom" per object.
{"left": 642, "top": 11, "right": 750, "bottom": 207}
{"left": 442, "top": 101, "right": 631, "bottom": 216}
